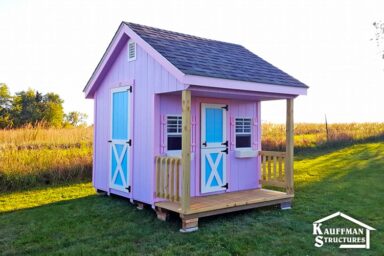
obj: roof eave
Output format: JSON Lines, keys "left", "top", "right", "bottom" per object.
{"left": 183, "top": 74, "right": 308, "bottom": 96}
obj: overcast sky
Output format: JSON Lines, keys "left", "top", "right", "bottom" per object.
{"left": 1, "top": 0, "right": 383, "bottom": 123}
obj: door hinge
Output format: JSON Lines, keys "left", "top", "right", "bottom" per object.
{"left": 202, "top": 141, "right": 207, "bottom": 147}
{"left": 221, "top": 140, "right": 228, "bottom": 147}
{"left": 221, "top": 183, "right": 228, "bottom": 190}
{"left": 126, "top": 185, "right": 131, "bottom": 192}
{"left": 126, "top": 139, "right": 132, "bottom": 146}
{"left": 108, "top": 140, "right": 112, "bottom": 143}
{"left": 128, "top": 86, "right": 133, "bottom": 93}
{"left": 222, "top": 105, "right": 229, "bottom": 111}
{"left": 221, "top": 148, "right": 228, "bottom": 154}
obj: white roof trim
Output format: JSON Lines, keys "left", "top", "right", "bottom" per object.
{"left": 183, "top": 75, "right": 307, "bottom": 96}
{"left": 83, "top": 23, "right": 185, "bottom": 98}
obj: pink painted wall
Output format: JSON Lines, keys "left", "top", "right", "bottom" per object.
{"left": 93, "top": 37, "right": 262, "bottom": 205}
{"left": 93, "top": 39, "right": 185, "bottom": 204}
{"left": 157, "top": 95, "right": 261, "bottom": 199}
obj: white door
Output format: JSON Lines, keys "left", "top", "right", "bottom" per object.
{"left": 109, "top": 87, "right": 131, "bottom": 193}
{"left": 201, "top": 103, "right": 228, "bottom": 193}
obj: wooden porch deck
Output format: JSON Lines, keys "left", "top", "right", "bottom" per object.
{"left": 155, "top": 188, "right": 293, "bottom": 221}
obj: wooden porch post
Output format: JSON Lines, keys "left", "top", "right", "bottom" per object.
{"left": 285, "top": 98, "right": 294, "bottom": 194}
{"left": 181, "top": 90, "right": 191, "bottom": 213}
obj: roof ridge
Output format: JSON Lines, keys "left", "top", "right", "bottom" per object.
{"left": 123, "top": 21, "right": 242, "bottom": 47}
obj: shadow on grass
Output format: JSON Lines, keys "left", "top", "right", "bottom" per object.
{"left": 295, "top": 134, "right": 384, "bottom": 160}
{"left": 0, "top": 179, "right": 91, "bottom": 196}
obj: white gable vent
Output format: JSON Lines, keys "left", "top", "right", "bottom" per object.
{"left": 128, "top": 41, "right": 136, "bottom": 61}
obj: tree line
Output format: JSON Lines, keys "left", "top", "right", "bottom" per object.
{"left": 0, "top": 83, "right": 87, "bottom": 129}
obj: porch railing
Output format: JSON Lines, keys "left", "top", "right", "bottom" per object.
{"left": 259, "top": 151, "right": 287, "bottom": 189}
{"left": 155, "top": 156, "right": 181, "bottom": 202}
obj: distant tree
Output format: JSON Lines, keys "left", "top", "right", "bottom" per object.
{"left": 41, "top": 92, "right": 64, "bottom": 127}
{"left": 373, "top": 21, "right": 384, "bottom": 59}
{"left": 0, "top": 83, "right": 13, "bottom": 128}
{"left": 64, "top": 111, "right": 88, "bottom": 127}
{"left": 11, "top": 89, "right": 64, "bottom": 128}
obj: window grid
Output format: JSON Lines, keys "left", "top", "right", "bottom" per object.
{"left": 167, "top": 116, "right": 182, "bottom": 134}
{"left": 235, "top": 118, "right": 252, "bottom": 134}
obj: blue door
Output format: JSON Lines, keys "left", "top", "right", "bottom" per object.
{"left": 110, "top": 87, "right": 131, "bottom": 193}
{"left": 201, "top": 104, "right": 227, "bottom": 193}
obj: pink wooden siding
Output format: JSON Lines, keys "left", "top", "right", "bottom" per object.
{"left": 93, "top": 40, "right": 185, "bottom": 203}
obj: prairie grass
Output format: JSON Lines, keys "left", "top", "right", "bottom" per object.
{"left": 0, "top": 123, "right": 383, "bottom": 192}
{"left": 262, "top": 122, "right": 384, "bottom": 151}
{"left": 0, "top": 125, "right": 92, "bottom": 150}
{"left": 0, "top": 126, "right": 93, "bottom": 192}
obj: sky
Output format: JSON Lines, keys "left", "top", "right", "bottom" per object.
{"left": 0, "top": 0, "right": 383, "bottom": 124}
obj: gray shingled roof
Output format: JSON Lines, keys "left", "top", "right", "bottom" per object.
{"left": 125, "top": 22, "right": 307, "bottom": 88}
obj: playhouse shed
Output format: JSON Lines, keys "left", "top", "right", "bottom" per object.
{"left": 84, "top": 22, "right": 308, "bottom": 232}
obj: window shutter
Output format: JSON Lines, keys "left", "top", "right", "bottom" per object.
{"left": 191, "top": 115, "right": 196, "bottom": 153}
{"left": 160, "top": 115, "right": 166, "bottom": 154}
{"left": 230, "top": 116, "right": 235, "bottom": 150}
{"left": 252, "top": 117, "right": 258, "bottom": 149}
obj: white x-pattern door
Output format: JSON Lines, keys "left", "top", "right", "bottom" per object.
{"left": 109, "top": 86, "right": 131, "bottom": 193}
{"left": 201, "top": 103, "right": 227, "bottom": 193}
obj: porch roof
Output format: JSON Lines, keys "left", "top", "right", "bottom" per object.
{"left": 159, "top": 85, "right": 296, "bottom": 101}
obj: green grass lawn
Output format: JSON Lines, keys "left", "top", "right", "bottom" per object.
{"left": 0, "top": 142, "right": 383, "bottom": 255}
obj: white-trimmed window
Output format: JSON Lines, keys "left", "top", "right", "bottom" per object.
{"left": 167, "top": 116, "right": 182, "bottom": 151}
{"left": 235, "top": 118, "right": 252, "bottom": 148}
{"left": 128, "top": 41, "right": 136, "bottom": 61}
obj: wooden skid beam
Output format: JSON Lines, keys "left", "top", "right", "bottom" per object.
{"left": 155, "top": 208, "right": 169, "bottom": 221}
{"left": 180, "top": 218, "right": 199, "bottom": 233}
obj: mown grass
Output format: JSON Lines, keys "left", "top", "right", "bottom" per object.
{"left": 0, "top": 142, "right": 382, "bottom": 255}
{"left": 0, "top": 127, "right": 93, "bottom": 192}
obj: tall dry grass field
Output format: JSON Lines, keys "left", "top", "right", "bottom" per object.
{"left": 0, "top": 123, "right": 383, "bottom": 192}
{"left": 0, "top": 126, "right": 93, "bottom": 192}
{"left": 262, "top": 122, "right": 384, "bottom": 151}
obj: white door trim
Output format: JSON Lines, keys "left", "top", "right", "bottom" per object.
{"left": 109, "top": 86, "right": 131, "bottom": 193}
{"left": 200, "top": 103, "right": 227, "bottom": 193}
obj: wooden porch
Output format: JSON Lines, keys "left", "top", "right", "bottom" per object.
{"left": 154, "top": 90, "right": 295, "bottom": 232}
{"left": 156, "top": 188, "right": 293, "bottom": 230}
